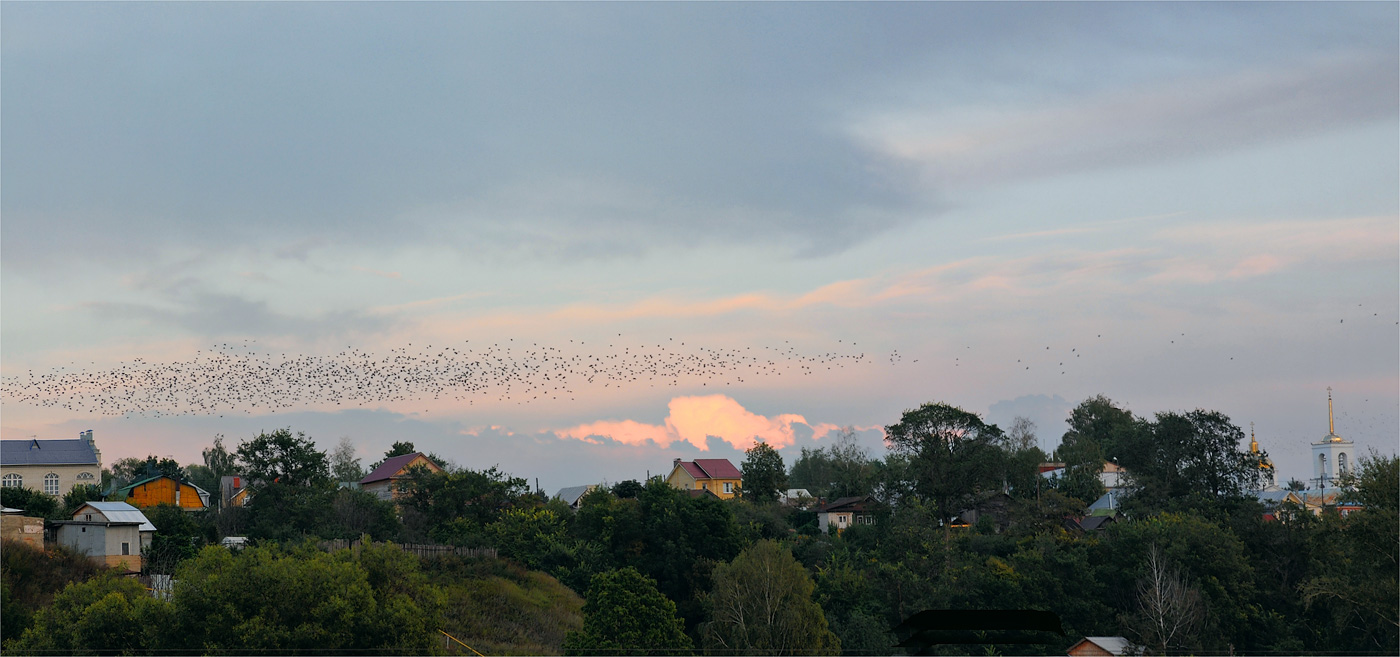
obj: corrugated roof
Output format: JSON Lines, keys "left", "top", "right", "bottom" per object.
{"left": 1079, "top": 636, "right": 1137, "bottom": 655}
{"left": 816, "top": 496, "right": 870, "bottom": 513}
{"left": 360, "top": 452, "right": 439, "bottom": 485}
{"left": 693, "top": 458, "right": 742, "bottom": 479}
{"left": 554, "top": 485, "right": 595, "bottom": 505}
{"left": 1, "top": 439, "right": 99, "bottom": 466}
{"left": 677, "top": 461, "right": 707, "bottom": 480}
{"left": 75, "top": 502, "right": 156, "bottom": 532}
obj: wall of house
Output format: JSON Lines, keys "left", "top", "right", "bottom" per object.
{"left": 2, "top": 463, "right": 101, "bottom": 495}
{"left": 57, "top": 524, "right": 108, "bottom": 559}
{"left": 363, "top": 480, "right": 394, "bottom": 501}
{"left": 125, "top": 478, "right": 205, "bottom": 510}
{"left": 0, "top": 515, "right": 44, "bottom": 547}
{"left": 666, "top": 468, "right": 697, "bottom": 491}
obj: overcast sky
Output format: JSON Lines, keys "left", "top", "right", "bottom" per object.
{"left": 3, "top": 3, "right": 1396, "bottom": 492}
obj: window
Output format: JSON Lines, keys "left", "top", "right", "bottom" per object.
{"left": 723, "top": 482, "right": 733, "bottom": 494}
{"left": 122, "top": 543, "right": 130, "bottom": 556}
{"left": 1338, "top": 453, "right": 1349, "bottom": 475}
{"left": 44, "top": 473, "right": 59, "bottom": 495}
{"left": 1, "top": 474, "right": 20, "bottom": 489}
{"left": 76, "top": 472, "right": 95, "bottom": 481}
{"left": 85, "top": 514, "right": 93, "bottom": 521}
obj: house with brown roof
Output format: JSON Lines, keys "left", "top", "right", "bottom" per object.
{"left": 666, "top": 458, "right": 742, "bottom": 499}
{"left": 1066, "top": 636, "right": 1140, "bottom": 656}
{"left": 816, "top": 496, "right": 875, "bottom": 534}
{"left": 360, "top": 452, "right": 443, "bottom": 501}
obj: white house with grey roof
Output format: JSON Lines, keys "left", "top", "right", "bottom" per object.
{"left": 0, "top": 430, "right": 102, "bottom": 496}
{"left": 56, "top": 501, "right": 156, "bottom": 573}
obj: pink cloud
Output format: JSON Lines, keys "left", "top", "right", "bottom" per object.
{"left": 556, "top": 394, "right": 842, "bottom": 451}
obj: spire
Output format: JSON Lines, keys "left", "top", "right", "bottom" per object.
{"left": 1250, "top": 422, "right": 1258, "bottom": 454}
{"left": 1327, "top": 387, "right": 1334, "bottom": 436}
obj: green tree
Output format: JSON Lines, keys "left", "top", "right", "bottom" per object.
{"left": 701, "top": 539, "right": 840, "bottom": 655}
{"left": 0, "top": 486, "right": 60, "bottom": 520}
{"left": 9, "top": 572, "right": 171, "bottom": 655}
{"left": 235, "top": 428, "right": 331, "bottom": 488}
{"left": 883, "top": 402, "right": 1007, "bottom": 527}
{"left": 202, "top": 435, "right": 238, "bottom": 477}
{"left": 108, "top": 457, "right": 147, "bottom": 489}
{"left": 331, "top": 435, "right": 367, "bottom": 483}
{"left": 1119, "top": 410, "right": 1257, "bottom": 514}
{"left": 564, "top": 567, "right": 693, "bottom": 655}
{"left": 1298, "top": 452, "right": 1399, "bottom": 653}
{"left": 789, "top": 428, "right": 875, "bottom": 499}
{"left": 741, "top": 441, "right": 787, "bottom": 504}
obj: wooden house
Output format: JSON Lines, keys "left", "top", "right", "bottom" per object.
{"left": 115, "top": 475, "right": 210, "bottom": 511}
{"left": 360, "top": 453, "right": 443, "bottom": 501}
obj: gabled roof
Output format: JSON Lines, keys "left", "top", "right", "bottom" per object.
{"left": 360, "top": 452, "right": 439, "bottom": 485}
{"left": 555, "top": 485, "right": 597, "bottom": 506}
{"left": 816, "top": 496, "right": 872, "bottom": 514}
{"left": 113, "top": 474, "right": 211, "bottom": 503}
{"left": 693, "top": 458, "right": 742, "bottom": 479}
{"left": 1, "top": 439, "right": 99, "bottom": 466}
{"left": 74, "top": 502, "right": 156, "bottom": 532}
{"left": 1069, "top": 636, "right": 1138, "bottom": 656}
{"left": 1079, "top": 515, "right": 1115, "bottom": 531}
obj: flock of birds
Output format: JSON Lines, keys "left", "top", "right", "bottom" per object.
{"left": 2, "top": 301, "right": 1392, "bottom": 419}
{"left": 0, "top": 338, "right": 875, "bottom": 417}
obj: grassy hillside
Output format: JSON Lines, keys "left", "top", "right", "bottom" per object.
{"left": 427, "top": 554, "right": 584, "bottom": 655}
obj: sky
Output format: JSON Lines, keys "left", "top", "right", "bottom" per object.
{"left": 3, "top": 3, "right": 1397, "bottom": 494}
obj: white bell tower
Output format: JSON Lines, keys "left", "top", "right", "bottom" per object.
{"left": 1311, "top": 388, "right": 1355, "bottom": 488}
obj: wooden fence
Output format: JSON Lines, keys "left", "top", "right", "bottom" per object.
{"left": 317, "top": 538, "right": 496, "bottom": 560}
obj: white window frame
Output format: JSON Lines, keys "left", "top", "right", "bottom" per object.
{"left": 1, "top": 473, "right": 20, "bottom": 489}
{"left": 724, "top": 482, "right": 733, "bottom": 494}
{"left": 76, "top": 472, "right": 95, "bottom": 481}
{"left": 44, "top": 473, "right": 60, "bottom": 495}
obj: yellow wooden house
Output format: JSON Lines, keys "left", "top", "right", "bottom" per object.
{"left": 115, "top": 475, "right": 210, "bottom": 511}
{"left": 665, "top": 458, "right": 743, "bottom": 500}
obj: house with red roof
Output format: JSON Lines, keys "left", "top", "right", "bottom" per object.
{"left": 360, "top": 452, "right": 443, "bottom": 501}
{"left": 666, "top": 458, "right": 742, "bottom": 499}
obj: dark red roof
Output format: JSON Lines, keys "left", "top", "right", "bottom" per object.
{"left": 360, "top": 453, "right": 438, "bottom": 485}
{"left": 693, "top": 458, "right": 742, "bottom": 479}
{"left": 678, "top": 461, "right": 707, "bottom": 480}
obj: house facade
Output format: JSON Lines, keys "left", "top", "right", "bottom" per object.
{"left": 360, "top": 453, "right": 443, "bottom": 501}
{"left": 666, "top": 458, "right": 742, "bottom": 499}
{"left": 816, "top": 496, "right": 875, "bottom": 534}
{"left": 116, "top": 475, "right": 210, "bottom": 511}
{"left": 57, "top": 502, "right": 156, "bottom": 572}
{"left": 0, "top": 431, "right": 103, "bottom": 496}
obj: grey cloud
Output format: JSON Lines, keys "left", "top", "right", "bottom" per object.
{"left": 986, "top": 394, "right": 1073, "bottom": 452}
{"left": 81, "top": 291, "right": 392, "bottom": 339}
{"left": 3, "top": 3, "right": 1394, "bottom": 270}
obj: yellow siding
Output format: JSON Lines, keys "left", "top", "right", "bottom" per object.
{"left": 125, "top": 477, "right": 205, "bottom": 509}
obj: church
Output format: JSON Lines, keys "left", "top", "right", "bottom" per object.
{"left": 1298, "top": 388, "right": 1358, "bottom": 515}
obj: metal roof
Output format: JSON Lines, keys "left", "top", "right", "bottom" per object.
{"left": 1, "top": 439, "right": 99, "bottom": 466}
{"left": 360, "top": 452, "right": 440, "bottom": 485}
{"left": 554, "top": 485, "right": 596, "bottom": 506}
{"left": 692, "top": 458, "right": 742, "bottom": 479}
{"left": 74, "top": 502, "right": 157, "bottom": 532}
{"left": 1074, "top": 636, "right": 1138, "bottom": 656}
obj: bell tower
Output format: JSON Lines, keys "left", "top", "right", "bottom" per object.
{"left": 1310, "top": 388, "right": 1355, "bottom": 488}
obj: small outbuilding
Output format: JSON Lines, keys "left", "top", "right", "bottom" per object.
{"left": 1067, "top": 636, "right": 1139, "bottom": 656}
{"left": 56, "top": 502, "right": 157, "bottom": 573}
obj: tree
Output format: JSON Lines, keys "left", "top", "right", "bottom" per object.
{"left": 330, "top": 436, "right": 366, "bottom": 483}
{"left": 612, "top": 479, "right": 644, "bottom": 499}
{"left": 235, "top": 429, "right": 331, "bottom": 488}
{"left": 108, "top": 457, "right": 147, "bottom": 489}
{"left": 202, "top": 435, "right": 238, "bottom": 478}
{"left": 740, "top": 441, "right": 787, "bottom": 504}
{"left": 789, "top": 428, "right": 875, "bottom": 499}
{"left": 8, "top": 572, "right": 172, "bottom": 655}
{"left": 61, "top": 484, "right": 105, "bottom": 516}
{"left": 385, "top": 441, "right": 416, "bottom": 459}
{"left": 0, "top": 486, "right": 60, "bottom": 520}
{"left": 883, "top": 402, "right": 1007, "bottom": 527}
{"left": 1004, "top": 416, "right": 1039, "bottom": 452}
{"left": 563, "top": 567, "right": 693, "bottom": 655}
{"left": 1059, "top": 395, "right": 1136, "bottom": 464}
{"left": 1129, "top": 544, "right": 1204, "bottom": 655}
{"left": 701, "top": 539, "right": 840, "bottom": 655}
{"left": 1119, "top": 410, "right": 1257, "bottom": 513}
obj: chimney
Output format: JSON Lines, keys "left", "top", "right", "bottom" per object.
{"left": 673, "top": 458, "right": 681, "bottom": 468}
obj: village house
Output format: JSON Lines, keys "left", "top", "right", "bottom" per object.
{"left": 55, "top": 501, "right": 156, "bottom": 573}
{"left": 665, "top": 458, "right": 742, "bottom": 500}
{"left": 1066, "top": 636, "right": 1140, "bottom": 656}
{"left": 554, "top": 484, "right": 599, "bottom": 510}
{"left": 0, "top": 430, "right": 102, "bottom": 496}
{"left": 815, "top": 496, "right": 875, "bottom": 534}
{"left": 360, "top": 452, "right": 443, "bottom": 501}
{"left": 114, "top": 474, "right": 211, "bottom": 511}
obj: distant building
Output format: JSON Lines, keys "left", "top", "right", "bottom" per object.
{"left": 1300, "top": 388, "right": 1361, "bottom": 515}
{"left": 0, "top": 430, "right": 102, "bottom": 496}
{"left": 780, "top": 488, "right": 814, "bottom": 508}
{"left": 56, "top": 502, "right": 156, "bottom": 573}
{"left": 554, "top": 484, "right": 599, "bottom": 509}
{"left": 1246, "top": 423, "right": 1277, "bottom": 490}
{"left": 815, "top": 496, "right": 875, "bottom": 534}
{"left": 114, "top": 474, "right": 210, "bottom": 511}
{"left": 360, "top": 453, "right": 443, "bottom": 501}
{"left": 0, "top": 507, "right": 44, "bottom": 547}
{"left": 666, "top": 458, "right": 743, "bottom": 499}
{"left": 1066, "top": 636, "right": 1140, "bottom": 656}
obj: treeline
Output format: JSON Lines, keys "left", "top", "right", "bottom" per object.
{"left": 1, "top": 395, "right": 1396, "bottom": 655}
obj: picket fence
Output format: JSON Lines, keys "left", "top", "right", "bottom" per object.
{"left": 316, "top": 538, "right": 496, "bottom": 560}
